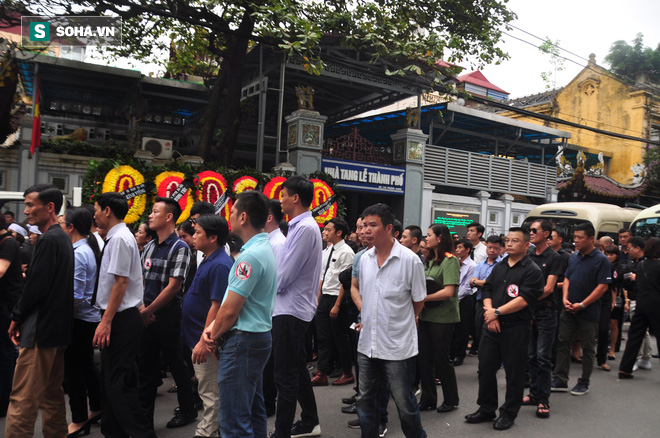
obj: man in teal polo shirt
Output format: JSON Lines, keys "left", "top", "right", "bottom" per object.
{"left": 204, "top": 190, "right": 277, "bottom": 438}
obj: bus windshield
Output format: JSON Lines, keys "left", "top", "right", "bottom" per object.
{"left": 631, "top": 218, "right": 660, "bottom": 238}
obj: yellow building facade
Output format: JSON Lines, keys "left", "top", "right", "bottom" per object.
{"left": 499, "top": 55, "right": 660, "bottom": 184}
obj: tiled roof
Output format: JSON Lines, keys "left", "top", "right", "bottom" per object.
{"left": 558, "top": 172, "right": 647, "bottom": 199}
{"left": 500, "top": 89, "right": 562, "bottom": 110}
{"left": 458, "top": 71, "right": 509, "bottom": 94}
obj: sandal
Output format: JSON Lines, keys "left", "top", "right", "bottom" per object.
{"left": 570, "top": 355, "right": 583, "bottom": 364}
{"left": 600, "top": 363, "right": 611, "bottom": 372}
{"left": 536, "top": 402, "right": 550, "bottom": 418}
{"left": 608, "top": 355, "right": 616, "bottom": 361}
{"left": 522, "top": 394, "right": 538, "bottom": 406}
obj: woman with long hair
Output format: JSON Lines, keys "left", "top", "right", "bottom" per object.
{"left": 61, "top": 207, "right": 102, "bottom": 437}
{"left": 600, "top": 245, "right": 620, "bottom": 370}
{"left": 417, "top": 224, "right": 461, "bottom": 413}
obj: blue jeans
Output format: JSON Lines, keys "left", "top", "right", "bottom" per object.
{"left": 528, "top": 306, "right": 556, "bottom": 404}
{"left": 356, "top": 353, "right": 426, "bottom": 438}
{"left": 218, "top": 331, "right": 272, "bottom": 438}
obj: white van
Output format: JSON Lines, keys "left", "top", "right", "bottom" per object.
{"left": 630, "top": 204, "right": 660, "bottom": 238}
{"left": 524, "top": 202, "right": 637, "bottom": 241}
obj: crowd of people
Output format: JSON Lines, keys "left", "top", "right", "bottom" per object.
{"left": 1, "top": 179, "right": 659, "bottom": 438}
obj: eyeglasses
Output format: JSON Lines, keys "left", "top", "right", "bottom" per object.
{"left": 530, "top": 228, "right": 539, "bottom": 234}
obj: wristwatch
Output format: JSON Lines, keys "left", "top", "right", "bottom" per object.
{"left": 494, "top": 308, "right": 501, "bottom": 317}
{"left": 579, "top": 302, "right": 586, "bottom": 310}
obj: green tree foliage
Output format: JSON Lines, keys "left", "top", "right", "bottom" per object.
{"left": 539, "top": 38, "right": 564, "bottom": 90}
{"left": 3, "top": 1, "right": 516, "bottom": 164}
{"left": 605, "top": 33, "right": 660, "bottom": 83}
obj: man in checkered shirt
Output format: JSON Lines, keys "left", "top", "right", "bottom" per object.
{"left": 139, "top": 197, "right": 197, "bottom": 430}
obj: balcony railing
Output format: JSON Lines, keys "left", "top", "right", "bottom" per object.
{"left": 425, "top": 145, "right": 556, "bottom": 199}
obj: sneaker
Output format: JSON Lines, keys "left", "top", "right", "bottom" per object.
{"left": 635, "top": 359, "right": 653, "bottom": 370}
{"left": 291, "top": 421, "right": 321, "bottom": 438}
{"left": 570, "top": 382, "right": 589, "bottom": 396}
{"left": 378, "top": 423, "right": 388, "bottom": 438}
{"left": 550, "top": 380, "right": 568, "bottom": 392}
{"left": 348, "top": 418, "right": 361, "bottom": 429}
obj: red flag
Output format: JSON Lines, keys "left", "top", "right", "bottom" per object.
{"left": 30, "top": 77, "right": 41, "bottom": 154}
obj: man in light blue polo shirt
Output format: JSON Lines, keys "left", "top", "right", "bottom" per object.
{"left": 204, "top": 190, "right": 277, "bottom": 438}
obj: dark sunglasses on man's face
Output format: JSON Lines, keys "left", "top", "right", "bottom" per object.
{"left": 530, "top": 228, "right": 539, "bottom": 234}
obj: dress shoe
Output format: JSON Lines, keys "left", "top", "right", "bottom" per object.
{"left": 436, "top": 402, "right": 457, "bottom": 413}
{"left": 329, "top": 368, "right": 343, "bottom": 379}
{"left": 342, "top": 394, "right": 358, "bottom": 405}
{"left": 332, "top": 374, "right": 355, "bottom": 386}
{"left": 311, "top": 371, "right": 328, "bottom": 386}
{"left": 166, "top": 411, "right": 198, "bottom": 429}
{"left": 67, "top": 422, "right": 91, "bottom": 438}
{"left": 341, "top": 403, "right": 357, "bottom": 414}
{"left": 453, "top": 357, "right": 464, "bottom": 366}
{"left": 465, "top": 410, "right": 496, "bottom": 423}
{"left": 493, "top": 416, "right": 514, "bottom": 430}
{"left": 418, "top": 403, "right": 436, "bottom": 412}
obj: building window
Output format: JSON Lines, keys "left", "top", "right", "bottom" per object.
{"left": 50, "top": 175, "right": 68, "bottom": 192}
{"left": 512, "top": 214, "right": 521, "bottom": 226}
{"left": 489, "top": 212, "right": 499, "bottom": 224}
{"left": 0, "top": 171, "right": 6, "bottom": 189}
{"left": 651, "top": 124, "right": 660, "bottom": 142}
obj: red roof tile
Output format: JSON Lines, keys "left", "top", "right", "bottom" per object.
{"left": 458, "top": 71, "right": 509, "bottom": 95}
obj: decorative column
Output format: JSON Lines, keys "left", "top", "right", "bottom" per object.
{"left": 477, "top": 191, "right": 491, "bottom": 226}
{"left": 421, "top": 182, "right": 434, "bottom": 232}
{"left": 502, "top": 194, "right": 514, "bottom": 229}
{"left": 391, "top": 128, "right": 427, "bottom": 227}
{"left": 18, "top": 123, "right": 38, "bottom": 191}
{"left": 284, "top": 107, "right": 327, "bottom": 176}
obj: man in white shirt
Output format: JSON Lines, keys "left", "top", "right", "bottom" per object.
{"left": 356, "top": 203, "right": 427, "bottom": 438}
{"left": 452, "top": 239, "right": 477, "bottom": 366}
{"left": 266, "top": 199, "right": 286, "bottom": 261}
{"left": 467, "top": 222, "right": 487, "bottom": 263}
{"left": 312, "top": 218, "right": 355, "bottom": 387}
{"left": 92, "top": 192, "right": 154, "bottom": 438}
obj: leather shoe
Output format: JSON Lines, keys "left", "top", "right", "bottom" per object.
{"left": 436, "top": 402, "right": 457, "bottom": 413}
{"left": 465, "top": 410, "right": 496, "bottom": 424}
{"left": 166, "top": 411, "right": 198, "bottom": 429}
{"left": 341, "top": 403, "right": 357, "bottom": 414}
{"left": 418, "top": 403, "right": 436, "bottom": 412}
{"left": 311, "top": 371, "right": 328, "bottom": 386}
{"left": 453, "top": 357, "right": 464, "bottom": 366}
{"left": 342, "top": 394, "right": 357, "bottom": 405}
{"left": 332, "top": 374, "right": 355, "bottom": 386}
{"left": 493, "top": 416, "right": 514, "bottom": 431}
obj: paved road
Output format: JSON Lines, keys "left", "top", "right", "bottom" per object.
{"left": 3, "top": 326, "right": 660, "bottom": 437}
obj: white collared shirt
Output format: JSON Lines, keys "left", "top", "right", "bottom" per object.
{"left": 96, "top": 222, "right": 144, "bottom": 312}
{"left": 473, "top": 242, "right": 487, "bottom": 264}
{"left": 268, "top": 228, "right": 286, "bottom": 261}
{"left": 358, "top": 239, "right": 425, "bottom": 360}
{"left": 320, "top": 240, "right": 355, "bottom": 296}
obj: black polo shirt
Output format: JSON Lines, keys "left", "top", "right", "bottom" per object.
{"left": 528, "top": 246, "right": 564, "bottom": 308}
{"left": 565, "top": 247, "right": 611, "bottom": 322}
{"left": 482, "top": 254, "right": 544, "bottom": 325}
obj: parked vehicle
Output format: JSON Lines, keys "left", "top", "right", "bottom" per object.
{"left": 630, "top": 203, "right": 660, "bottom": 238}
{"left": 524, "top": 202, "right": 637, "bottom": 241}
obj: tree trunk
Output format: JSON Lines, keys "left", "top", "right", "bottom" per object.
{"left": 197, "top": 73, "right": 226, "bottom": 160}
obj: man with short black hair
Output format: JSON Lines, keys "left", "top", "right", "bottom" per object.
{"left": 525, "top": 220, "right": 563, "bottom": 418}
{"left": 190, "top": 201, "right": 216, "bottom": 219}
{"left": 392, "top": 219, "right": 403, "bottom": 240}
{"left": 551, "top": 223, "right": 611, "bottom": 396}
{"left": 204, "top": 190, "right": 278, "bottom": 437}
{"left": 6, "top": 184, "right": 74, "bottom": 438}
{"left": 465, "top": 228, "right": 544, "bottom": 431}
{"left": 313, "top": 217, "right": 355, "bottom": 387}
{"left": 92, "top": 192, "right": 155, "bottom": 438}
{"left": 139, "top": 196, "right": 197, "bottom": 429}
{"left": 266, "top": 199, "right": 286, "bottom": 261}
{"left": 618, "top": 227, "right": 631, "bottom": 265}
{"left": 272, "top": 176, "right": 323, "bottom": 438}
{"left": 3, "top": 210, "right": 14, "bottom": 225}
{"left": 467, "top": 223, "right": 487, "bottom": 263}
{"left": 400, "top": 225, "right": 424, "bottom": 263}
{"left": 184, "top": 214, "right": 233, "bottom": 438}
{"left": 356, "top": 203, "right": 426, "bottom": 438}
{"left": 452, "top": 239, "right": 476, "bottom": 366}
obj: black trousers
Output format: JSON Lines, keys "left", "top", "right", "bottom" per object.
{"left": 316, "top": 294, "right": 353, "bottom": 375}
{"left": 263, "top": 342, "right": 277, "bottom": 412}
{"left": 452, "top": 295, "right": 475, "bottom": 360}
{"left": 474, "top": 299, "right": 485, "bottom": 355}
{"left": 619, "top": 295, "right": 660, "bottom": 373}
{"left": 64, "top": 318, "right": 102, "bottom": 424}
{"left": 477, "top": 322, "right": 530, "bottom": 420}
{"left": 272, "top": 315, "right": 319, "bottom": 438}
{"left": 418, "top": 320, "right": 459, "bottom": 407}
{"left": 137, "top": 301, "right": 195, "bottom": 429}
{"left": 100, "top": 308, "right": 155, "bottom": 438}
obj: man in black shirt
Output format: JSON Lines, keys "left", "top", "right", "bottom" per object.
{"left": 525, "top": 220, "right": 563, "bottom": 418}
{"left": 6, "top": 184, "right": 74, "bottom": 438}
{"left": 465, "top": 227, "right": 543, "bottom": 431}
